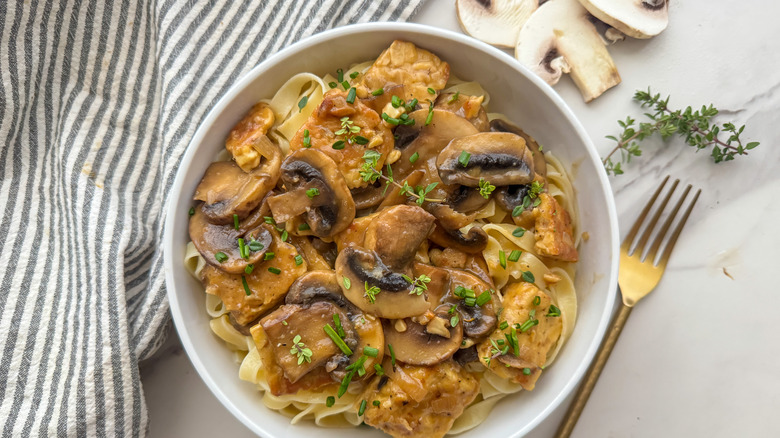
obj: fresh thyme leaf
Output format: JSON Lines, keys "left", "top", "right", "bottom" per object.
{"left": 478, "top": 178, "right": 495, "bottom": 199}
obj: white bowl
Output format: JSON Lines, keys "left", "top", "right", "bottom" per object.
{"left": 164, "top": 22, "right": 618, "bottom": 438}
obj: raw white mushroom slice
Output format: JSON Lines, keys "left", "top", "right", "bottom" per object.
{"left": 515, "top": 0, "right": 620, "bottom": 102}
{"left": 578, "top": 0, "right": 668, "bottom": 39}
{"left": 456, "top": 0, "right": 539, "bottom": 48}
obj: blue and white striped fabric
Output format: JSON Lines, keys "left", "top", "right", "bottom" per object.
{"left": 0, "top": 1, "right": 424, "bottom": 435}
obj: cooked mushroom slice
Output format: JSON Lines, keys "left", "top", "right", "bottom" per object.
{"left": 515, "top": 0, "right": 620, "bottom": 102}
{"left": 350, "top": 182, "right": 385, "bottom": 211}
{"left": 456, "top": 0, "right": 539, "bottom": 48}
{"left": 189, "top": 204, "right": 273, "bottom": 274}
{"left": 445, "top": 185, "right": 490, "bottom": 213}
{"left": 435, "top": 92, "right": 490, "bottom": 132}
{"left": 267, "top": 149, "right": 355, "bottom": 238}
{"left": 579, "top": 0, "right": 668, "bottom": 39}
{"left": 199, "top": 224, "right": 307, "bottom": 326}
{"left": 477, "top": 282, "right": 562, "bottom": 390}
{"left": 489, "top": 118, "right": 547, "bottom": 177}
{"left": 194, "top": 138, "right": 282, "bottom": 224}
{"left": 447, "top": 268, "right": 497, "bottom": 340}
{"left": 382, "top": 308, "right": 463, "bottom": 366}
{"left": 336, "top": 246, "right": 428, "bottom": 319}
{"left": 363, "top": 205, "right": 435, "bottom": 270}
{"left": 286, "top": 235, "right": 332, "bottom": 270}
{"left": 225, "top": 102, "right": 275, "bottom": 172}
{"left": 494, "top": 183, "right": 530, "bottom": 213}
{"left": 356, "top": 40, "right": 450, "bottom": 103}
{"left": 437, "top": 132, "right": 535, "bottom": 187}
{"left": 428, "top": 223, "right": 488, "bottom": 254}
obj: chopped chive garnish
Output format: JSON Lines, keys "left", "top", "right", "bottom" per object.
{"left": 391, "top": 95, "right": 402, "bottom": 108}
{"left": 499, "top": 321, "right": 509, "bottom": 330}
{"left": 264, "top": 216, "right": 275, "bottom": 224}
{"left": 464, "top": 297, "right": 477, "bottom": 307}
{"left": 241, "top": 276, "right": 251, "bottom": 296}
{"left": 409, "top": 152, "right": 419, "bottom": 163}
{"left": 523, "top": 367, "right": 532, "bottom": 375}
{"left": 519, "top": 318, "right": 539, "bottom": 332}
{"left": 425, "top": 104, "right": 434, "bottom": 126}
{"left": 358, "top": 399, "right": 367, "bottom": 416}
{"left": 508, "top": 250, "right": 522, "bottom": 262}
{"left": 306, "top": 188, "right": 320, "bottom": 198}
{"left": 264, "top": 252, "right": 275, "bottom": 261}
{"left": 244, "top": 264, "right": 254, "bottom": 275}
{"left": 346, "top": 87, "right": 357, "bottom": 104}
{"left": 458, "top": 151, "right": 471, "bottom": 167}
{"left": 280, "top": 229, "right": 288, "bottom": 242}
{"left": 188, "top": 207, "right": 195, "bottom": 216}
{"left": 298, "top": 96, "right": 308, "bottom": 112}
{"left": 363, "top": 346, "right": 379, "bottom": 358}
{"left": 374, "top": 363, "right": 384, "bottom": 376}
{"left": 346, "top": 355, "right": 367, "bottom": 372}
{"left": 326, "top": 396, "right": 335, "bottom": 407}
{"left": 303, "top": 129, "right": 311, "bottom": 148}
{"left": 388, "top": 344, "right": 396, "bottom": 369}
{"left": 522, "top": 270, "right": 535, "bottom": 283}
{"left": 547, "top": 304, "right": 561, "bottom": 317}
{"left": 336, "top": 68, "right": 343, "bottom": 82}
{"left": 350, "top": 71, "right": 359, "bottom": 79}
{"left": 371, "top": 88, "right": 384, "bottom": 96}
{"left": 282, "top": 320, "right": 288, "bottom": 326}
{"left": 404, "top": 98, "right": 418, "bottom": 112}
{"left": 214, "top": 252, "right": 228, "bottom": 263}
{"left": 511, "top": 327, "right": 519, "bottom": 356}
{"left": 448, "top": 305, "right": 456, "bottom": 315}
{"left": 427, "top": 87, "right": 435, "bottom": 95}
{"left": 238, "top": 238, "right": 248, "bottom": 259}
{"left": 337, "top": 371, "right": 354, "bottom": 398}
{"left": 268, "top": 267, "right": 281, "bottom": 275}
{"left": 328, "top": 81, "right": 337, "bottom": 89}
{"left": 499, "top": 250, "right": 506, "bottom": 269}
{"left": 343, "top": 277, "right": 351, "bottom": 289}
{"left": 353, "top": 135, "right": 369, "bottom": 145}
{"left": 333, "top": 314, "right": 346, "bottom": 338}
{"left": 373, "top": 400, "right": 380, "bottom": 407}
{"left": 448, "top": 91, "right": 460, "bottom": 103}
{"left": 324, "top": 324, "right": 353, "bottom": 355}
{"left": 298, "top": 223, "right": 310, "bottom": 231}
{"left": 381, "top": 113, "right": 401, "bottom": 126}
{"left": 357, "top": 365, "right": 366, "bottom": 377}
{"left": 294, "top": 255, "right": 303, "bottom": 266}
{"left": 533, "top": 295, "right": 541, "bottom": 306}
{"left": 332, "top": 140, "right": 345, "bottom": 150}
{"left": 450, "top": 315, "right": 459, "bottom": 327}
{"left": 341, "top": 80, "right": 350, "bottom": 90}
{"left": 476, "top": 290, "right": 491, "bottom": 307}
{"left": 248, "top": 240, "right": 263, "bottom": 251}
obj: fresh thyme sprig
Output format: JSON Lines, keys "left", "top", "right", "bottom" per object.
{"left": 358, "top": 151, "right": 445, "bottom": 205}
{"left": 603, "top": 88, "right": 760, "bottom": 176}
{"left": 290, "top": 335, "right": 313, "bottom": 365}
{"left": 401, "top": 274, "right": 431, "bottom": 296}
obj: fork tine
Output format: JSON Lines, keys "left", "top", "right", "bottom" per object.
{"left": 632, "top": 178, "right": 680, "bottom": 256}
{"left": 656, "top": 187, "right": 701, "bottom": 269}
{"left": 621, "top": 175, "right": 670, "bottom": 251}
{"left": 645, "top": 184, "right": 691, "bottom": 263}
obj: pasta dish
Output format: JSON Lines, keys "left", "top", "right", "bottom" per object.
{"left": 184, "top": 40, "right": 579, "bottom": 437}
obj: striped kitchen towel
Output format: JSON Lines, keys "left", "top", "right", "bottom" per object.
{"left": 0, "top": 0, "right": 424, "bottom": 436}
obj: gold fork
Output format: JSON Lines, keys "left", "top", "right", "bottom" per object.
{"left": 554, "top": 176, "right": 701, "bottom": 438}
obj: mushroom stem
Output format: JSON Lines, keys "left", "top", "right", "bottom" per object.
{"left": 267, "top": 185, "right": 328, "bottom": 223}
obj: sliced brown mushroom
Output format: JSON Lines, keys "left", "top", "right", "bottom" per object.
{"left": 363, "top": 205, "right": 435, "bottom": 270}
{"left": 335, "top": 246, "right": 428, "bottom": 319}
{"left": 193, "top": 136, "right": 282, "bottom": 224}
{"left": 381, "top": 306, "right": 463, "bottom": 366}
{"left": 284, "top": 270, "right": 385, "bottom": 381}
{"left": 437, "top": 132, "right": 535, "bottom": 187}
{"left": 444, "top": 185, "right": 490, "bottom": 213}
{"left": 494, "top": 183, "right": 532, "bottom": 213}
{"left": 428, "top": 223, "right": 488, "bottom": 254}
{"left": 189, "top": 204, "right": 273, "bottom": 274}
{"left": 489, "top": 118, "right": 547, "bottom": 177}
{"left": 267, "top": 149, "right": 355, "bottom": 238}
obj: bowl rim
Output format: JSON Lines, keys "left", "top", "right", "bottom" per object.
{"left": 163, "top": 21, "right": 619, "bottom": 438}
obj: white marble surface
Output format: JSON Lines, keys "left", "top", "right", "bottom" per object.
{"left": 141, "top": 0, "right": 780, "bottom": 436}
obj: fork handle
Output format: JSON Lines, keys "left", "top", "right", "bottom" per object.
{"left": 554, "top": 301, "right": 634, "bottom": 438}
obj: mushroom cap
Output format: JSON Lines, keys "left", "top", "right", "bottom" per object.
{"left": 193, "top": 142, "right": 281, "bottom": 224}
{"left": 189, "top": 204, "right": 273, "bottom": 274}
{"left": 445, "top": 185, "right": 490, "bottom": 213}
{"left": 437, "top": 132, "right": 535, "bottom": 187}
{"left": 428, "top": 223, "right": 488, "bottom": 254}
{"left": 335, "top": 246, "right": 429, "bottom": 319}
{"left": 456, "top": 0, "right": 539, "bottom": 48}
{"left": 578, "top": 0, "right": 668, "bottom": 39}
{"left": 514, "top": 0, "right": 621, "bottom": 102}
{"left": 493, "top": 184, "right": 530, "bottom": 213}
{"left": 363, "top": 205, "right": 435, "bottom": 270}
{"left": 489, "top": 118, "right": 547, "bottom": 178}
{"left": 381, "top": 309, "right": 463, "bottom": 366}
{"left": 274, "top": 149, "right": 356, "bottom": 238}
